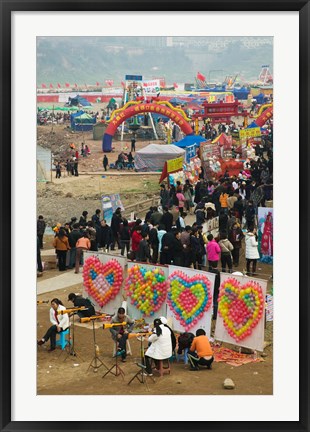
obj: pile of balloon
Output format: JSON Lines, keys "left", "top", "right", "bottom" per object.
{"left": 82, "top": 256, "right": 123, "bottom": 308}
{"left": 218, "top": 278, "right": 264, "bottom": 342}
{"left": 167, "top": 270, "right": 212, "bottom": 331}
{"left": 124, "top": 265, "right": 168, "bottom": 316}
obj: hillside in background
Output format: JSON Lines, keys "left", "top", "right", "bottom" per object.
{"left": 37, "top": 36, "right": 273, "bottom": 85}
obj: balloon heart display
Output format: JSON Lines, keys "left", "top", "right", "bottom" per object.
{"left": 124, "top": 265, "right": 168, "bottom": 316}
{"left": 167, "top": 270, "right": 212, "bottom": 331}
{"left": 83, "top": 257, "right": 123, "bottom": 308}
{"left": 218, "top": 278, "right": 264, "bottom": 342}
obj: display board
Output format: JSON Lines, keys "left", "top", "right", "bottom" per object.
{"left": 125, "top": 262, "right": 169, "bottom": 322}
{"left": 166, "top": 265, "right": 215, "bottom": 336}
{"left": 214, "top": 274, "right": 267, "bottom": 352}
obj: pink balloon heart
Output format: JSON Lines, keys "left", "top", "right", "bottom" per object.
{"left": 83, "top": 257, "right": 123, "bottom": 308}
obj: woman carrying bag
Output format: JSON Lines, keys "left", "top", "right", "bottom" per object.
{"left": 218, "top": 231, "right": 234, "bottom": 273}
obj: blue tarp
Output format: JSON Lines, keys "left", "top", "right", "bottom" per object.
{"left": 68, "top": 95, "right": 92, "bottom": 107}
{"left": 169, "top": 97, "right": 187, "bottom": 105}
{"left": 233, "top": 87, "right": 250, "bottom": 100}
{"left": 174, "top": 135, "right": 206, "bottom": 148}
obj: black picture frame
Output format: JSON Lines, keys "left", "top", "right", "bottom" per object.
{"left": 1, "top": 1, "right": 309, "bottom": 431}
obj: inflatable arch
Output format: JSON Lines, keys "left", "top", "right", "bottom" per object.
{"left": 102, "top": 101, "right": 194, "bottom": 152}
{"left": 255, "top": 105, "right": 273, "bottom": 127}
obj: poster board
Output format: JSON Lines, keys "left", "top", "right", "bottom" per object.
{"left": 214, "top": 274, "right": 267, "bottom": 352}
{"left": 101, "top": 193, "right": 124, "bottom": 225}
{"left": 82, "top": 252, "right": 126, "bottom": 315}
{"left": 257, "top": 207, "right": 273, "bottom": 263}
{"left": 166, "top": 265, "right": 215, "bottom": 337}
{"left": 125, "top": 262, "right": 169, "bottom": 323}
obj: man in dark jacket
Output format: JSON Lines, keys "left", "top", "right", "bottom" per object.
{"left": 228, "top": 222, "right": 244, "bottom": 266}
{"left": 160, "top": 184, "right": 170, "bottom": 208}
{"left": 111, "top": 208, "right": 122, "bottom": 250}
{"left": 233, "top": 196, "right": 244, "bottom": 221}
{"left": 91, "top": 209, "right": 101, "bottom": 231}
{"left": 150, "top": 206, "right": 163, "bottom": 226}
{"left": 160, "top": 230, "right": 176, "bottom": 265}
{"left": 171, "top": 230, "right": 184, "bottom": 267}
{"left": 245, "top": 200, "right": 256, "bottom": 231}
{"left": 98, "top": 219, "right": 112, "bottom": 252}
{"left": 120, "top": 219, "right": 131, "bottom": 257}
{"left": 161, "top": 206, "right": 173, "bottom": 232}
{"left": 68, "top": 223, "right": 82, "bottom": 269}
{"left": 37, "top": 215, "right": 46, "bottom": 249}
{"left": 68, "top": 293, "right": 95, "bottom": 319}
{"left": 149, "top": 223, "right": 159, "bottom": 264}
{"left": 136, "top": 232, "right": 151, "bottom": 262}
{"left": 79, "top": 210, "right": 88, "bottom": 228}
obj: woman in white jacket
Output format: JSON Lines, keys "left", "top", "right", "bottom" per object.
{"left": 144, "top": 318, "right": 173, "bottom": 376}
{"left": 245, "top": 228, "right": 260, "bottom": 276}
{"left": 37, "top": 298, "right": 69, "bottom": 352}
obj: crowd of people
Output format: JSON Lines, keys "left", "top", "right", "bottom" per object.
{"left": 38, "top": 142, "right": 272, "bottom": 277}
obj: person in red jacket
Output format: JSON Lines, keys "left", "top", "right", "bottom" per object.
{"left": 130, "top": 226, "right": 142, "bottom": 260}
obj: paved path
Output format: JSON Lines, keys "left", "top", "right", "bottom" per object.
{"left": 37, "top": 270, "right": 83, "bottom": 295}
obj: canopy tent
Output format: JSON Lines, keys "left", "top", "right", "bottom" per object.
{"left": 134, "top": 144, "right": 185, "bottom": 172}
{"left": 67, "top": 95, "right": 92, "bottom": 107}
{"left": 174, "top": 135, "right": 206, "bottom": 148}
{"left": 71, "top": 111, "right": 96, "bottom": 131}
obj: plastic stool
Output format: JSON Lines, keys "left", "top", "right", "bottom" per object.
{"left": 55, "top": 329, "right": 70, "bottom": 350}
{"left": 151, "top": 358, "right": 171, "bottom": 377}
{"left": 112, "top": 339, "right": 132, "bottom": 357}
{"left": 177, "top": 347, "right": 189, "bottom": 365}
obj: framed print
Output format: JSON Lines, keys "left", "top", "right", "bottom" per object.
{"left": 2, "top": 0, "right": 309, "bottom": 431}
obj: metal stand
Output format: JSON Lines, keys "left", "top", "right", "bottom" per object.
{"left": 127, "top": 334, "right": 155, "bottom": 389}
{"left": 88, "top": 320, "right": 109, "bottom": 373}
{"left": 63, "top": 313, "right": 84, "bottom": 361}
{"left": 102, "top": 339, "right": 125, "bottom": 380}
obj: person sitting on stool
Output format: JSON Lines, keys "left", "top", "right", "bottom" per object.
{"left": 67, "top": 293, "right": 96, "bottom": 320}
{"left": 144, "top": 318, "right": 173, "bottom": 376}
{"left": 187, "top": 328, "right": 214, "bottom": 371}
{"left": 37, "top": 298, "right": 69, "bottom": 352}
{"left": 109, "top": 307, "right": 134, "bottom": 363}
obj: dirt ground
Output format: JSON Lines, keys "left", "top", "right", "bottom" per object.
{"left": 37, "top": 118, "right": 273, "bottom": 395}
{"left": 37, "top": 236, "right": 273, "bottom": 396}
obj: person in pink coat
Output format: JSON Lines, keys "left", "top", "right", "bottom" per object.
{"left": 206, "top": 234, "right": 221, "bottom": 271}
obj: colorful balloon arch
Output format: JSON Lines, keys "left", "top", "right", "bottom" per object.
{"left": 102, "top": 101, "right": 194, "bottom": 152}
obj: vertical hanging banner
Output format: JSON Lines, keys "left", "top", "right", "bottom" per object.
{"left": 166, "top": 265, "right": 215, "bottom": 336}
{"left": 214, "top": 274, "right": 267, "bottom": 352}
{"left": 258, "top": 207, "right": 273, "bottom": 263}
{"left": 124, "top": 262, "right": 169, "bottom": 322}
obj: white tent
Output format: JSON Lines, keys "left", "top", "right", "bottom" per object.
{"left": 134, "top": 144, "right": 185, "bottom": 172}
